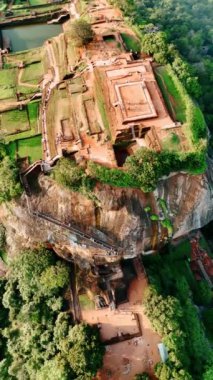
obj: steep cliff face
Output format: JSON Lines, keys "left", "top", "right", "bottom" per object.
{"left": 0, "top": 161, "right": 212, "bottom": 264}
{"left": 156, "top": 157, "right": 213, "bottom": 238}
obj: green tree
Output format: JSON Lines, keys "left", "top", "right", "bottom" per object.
{"left": 52, "top": 158, "right": 95, "bottom": 195}
{"left": 134, "top": 373, "right": 150, "bottom": 380}
{"left": 193, "top": 280, "right": 212, "bottom": 306}
{"left": 203, "top": 366, "right": 213, "bottom": 380}
{"left": 126, "top": 148, "right": 162, "bottom": 192}
{"left": 142, "top": 31, "right": 168, "bottom": 64}
{"left": 9, "top": 249, "right": 55, "bottom": 301}
{"left": 172, "top": 57, "right": 201, "bottom": 98}
{"left": 0, "top": 248, "right": 105, "bottom": 380}
{"left": 67, "top": 324, "right": 105, "bottom": 378}
{"left": 36, "top": 355, "right": 74, "bottom": 380}
{"left": 69, "top": 18, "right": 93, "bottom": 47}
{"left": 0, "top": 156, "right": 22, "bottom": 203}
{"left": 0, "top": 224, "right": 6, "bottom": 251}
{"left": 39, "top": 262, "right": 70, "bottom": 296}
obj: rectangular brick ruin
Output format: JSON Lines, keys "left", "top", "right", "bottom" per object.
{"left": 96, "top": 59, "right": 173, "bottom": 149}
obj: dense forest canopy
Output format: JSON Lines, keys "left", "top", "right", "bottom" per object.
{"left": 0, "top": 249, "right": 104, "bottom": 380}
{"left": 113, "top": 0, "right": 213, "bottom": 129}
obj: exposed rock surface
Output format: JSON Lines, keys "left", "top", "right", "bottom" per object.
{"left": 156, "top": 157, "right": 213, "bottom": 238}
{"left": 0, "top": 160, "right": 212, "bottom": 265}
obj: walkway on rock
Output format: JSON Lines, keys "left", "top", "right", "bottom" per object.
{"left": 25, "top": 193, "right": 119, "bottom": 255}
{"left": 33, "top": 210, "right": 119, "bottom": 254}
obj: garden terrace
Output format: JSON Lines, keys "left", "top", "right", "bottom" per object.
{"left": 0, "top": 101, "right": 40, "bottom": 142}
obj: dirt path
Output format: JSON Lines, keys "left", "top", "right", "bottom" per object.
{"left": 69, "top": 0, "right": 80, "bottom": 19}
{"left": 18, "top": 67, "right": 39, "bottom": 89}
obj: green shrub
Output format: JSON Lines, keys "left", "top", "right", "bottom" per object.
{"left": 144, "top": 206, "right": 151, "bottom": 213}
{"left": 161, "top": 218, "right": 173, "bottom": 236}
{"left": 88, "top": 147, "right": 207, "bottom": 193}
{"left": 150, "top": 214, "right": 159, "bottom": 221}
{"left": 88, "top": 161, "right": 135, "bottom": 188}
{"left": 69, "top": 18, "right": 93, "bottom": 47}
{"left": 0, "top": 156, "right": 22, "bottom": 203}
{"left": 0, "top": 224, "right": 6, "bottom": 251}
{"left": 134, "top": 373, "right": 150, "bottom": 380}
{"left": 52, "top": 158, "right": 95, "bottom": 196}
{"left": 158, "top": 199, "right": 168, "bottom": 214}
{"left": 166, "top": 65, "right": 207, "bottom": 147}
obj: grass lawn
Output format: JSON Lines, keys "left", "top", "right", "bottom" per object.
{"left": 17, "top": 134, "right": 42, "bottom": 163}
{"left": 66, "top": 36, "right": 81, "bottom": 67}
{"left": 155, "top": 66, "right": 186, "bottom": 123}
{"left": 3, "top": 102, "right": 40, "bottom": 143}
{"left": 0, "top": 68, "right": 17, "bottom": 100}
{"left": 0, "top": 109, "right": 29, "bottom": 135}
{"left": 27, "top": 101, "right": 40, "bottom": 130}
{"left": 5, "top": 48, "right": 43, "bottom": 66}
{"left": 162, "top": 132, "right": 181, "bottom": 152}
{"left": 0, "top": 86, "right": 16, "bottom": 101}
{"left": 45, "top": 88, "right": 58, "bottom": 157}
{"left": 121, "top": 33, "right": 141, "bottom": 52}
{"left": 79, "top": 294, "right": 95, "bottom": 310}
{"left": 22, "top": 62, "right": 43, "bottom": 84}
{"left": 94, "top": 70, "right": 111, "bottom": 137}
{"left": 29, "top": 0, "right": 47, "bottom": 5}
{"left": 17, "top": 85, "right": 36, "bottom": 95}
{"left": 0, "top": 68, "right": 17, "bottom": 87}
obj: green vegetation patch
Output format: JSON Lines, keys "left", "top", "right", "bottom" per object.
{"left": 0, "top": 2, "right": 7, "bottom": 11}
{"left": 162, "top": 132, "right": 181, "bottom": 152}
{"left": 0, "top": 86, "right": 16, "bottom": 101}
{"left": 17, "top": 134, "right": 42, "bottom": 163}
{"left": 0, "top": 68, "right": 17, "bottom": 100}
{"left": 89, "top": 147, "right": 207, "bottom": 193}
{"left": 0, "top": 248, "right": 105, "bottom": 379}
{"left": 94, "top": 69, "right": 111, "bottom": 136}
{"left": 155, "top": 66, "right": 186, "bottom": 123}
{"left": 27, "top": 100, "right": 40, "bottom": 130}
{"left": 29, "top": 0, "right": 50, "bottom": 5}
{"left": 0, "top": 68, "right": 17, "bottom": 87}
{"left": 79, "top": 294, "right": 95, "bottom": 310}
{"left": 16, "top": 85, "right": 36, "bottom": 95}
{"left": 0, "top": 156, "right": 22, "bottom": 202}
{"left": 52, "top": 158, "right": 95, "bottom": 197}
{"left": 21, "top": 62, "right": 44, "bottom": 84}
{"left": 121, "top": 33, "right": 141, "bottom": 52}
{"left": 5, "top": 47, "right": 43, "bottom": 67}
{"left": 0, "top": 109, "right": 29, "bottom": 136}
{"left": 6, "top": 140, "right": 17, "bottom": 159}
{"left": 143, "top": 246, "right": 213, "bottom": 379}
{"left": 202, "top": 309, "right": 213, "bottom": 344}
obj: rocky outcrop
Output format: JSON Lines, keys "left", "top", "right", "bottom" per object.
{"left": 156, "top": 157, "right": 213, "bottom": 238}
{"left": 0, "top": 161, "right": 212, "bottom": 265}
